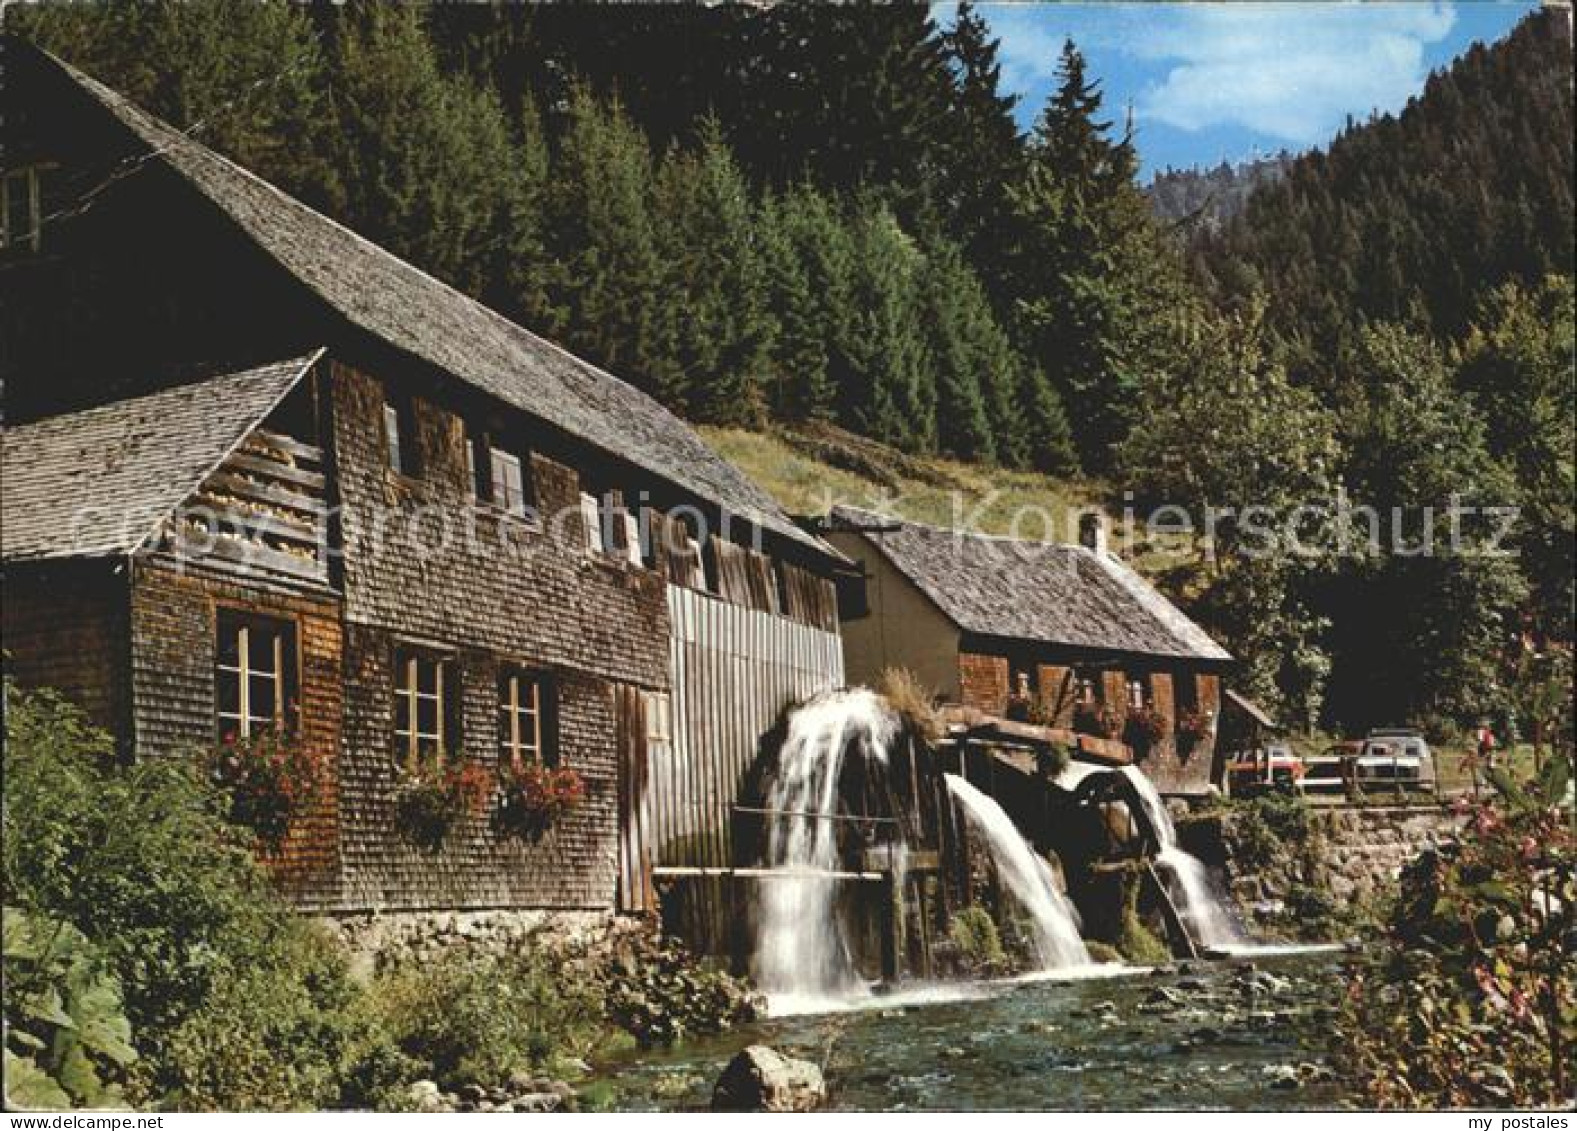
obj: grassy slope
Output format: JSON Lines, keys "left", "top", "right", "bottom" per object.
{"left": 701, "top": 424, "right": 1193, "bottom": 575}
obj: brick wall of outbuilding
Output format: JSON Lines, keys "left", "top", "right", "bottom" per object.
{"left": 958, "top": 651, "right": 1011, "bottom": 715}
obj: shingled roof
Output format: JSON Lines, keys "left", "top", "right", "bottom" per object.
{"left": 48, "top": 53, "right": 836, "bottom": 562}
{"left": 830, "top": 505, "right": 1231, "bottom": 663}
{"left": 2, "top": 353, "right": 320, "bottom": 561}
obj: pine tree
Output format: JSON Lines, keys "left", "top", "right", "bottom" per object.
{"left": 726, "top": 4, "right": 956, "bottom": 229}
{"left": 540, "top": 86, "right": 673, "bottom": 400}
{"left": 777, "top": 185, "right": 861, "bottom": 423}
{"left": 1008, "top": 39, "right": 1165, "bottom": 472}
{"left": 651, "top": 117, "right": 774, "bottom": 424}
{"left": 329, "top": 5, "right": 525, "bottom": 298}
{"left": 918, "top": 238, "right": 995, "bottom": 463}
{"left": 1019, "top": 365, "right": 1079, "bottom": 476}
{"left": 14, "top": 0, "right": 336, "bottom": 205}
{"left": 484, "top": 94, "right": 555, "bottom": 334}
{"left": 839, "top": 203, "right": 935, "bottom": 453}
{"left": 757, "top": 191, "right": 835, "bottom": 421}
{"left": 937, "top": 2, "right": 1025, "bottom": 288}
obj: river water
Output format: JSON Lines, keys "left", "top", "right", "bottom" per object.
{"left": 598, "top": 950, "right": 1349, "bottom": 1110}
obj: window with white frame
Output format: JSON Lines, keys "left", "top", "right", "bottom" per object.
{"left": 465, "top": 431, "right": 483, "bottom": 499}
{"left": 1128, "top": 678, "right": 1147, "bottom": 709}
{"left": 2, "top": 166, "right": 43, "bottom": 253}
{"left": 216, "top": 612, "right": 296, "bottom": 739}
{"left": 622, "top": 507, "right": 642, "bottom": 566}
{"left": 490, "top": 448, "right": 528, "bottom": 516}
{"left": 1074, "top": 671, "right": 1099, "bottom": 705}
{"left": 394, "top": 649, "right": 454, "bottom": 763}
{"left": 499, "top": 668, "right": 551, "bottom": 766}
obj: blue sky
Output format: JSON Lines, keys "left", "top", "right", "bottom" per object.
{"left": 933, "top": 2, "right": 1539, "bottom": 179}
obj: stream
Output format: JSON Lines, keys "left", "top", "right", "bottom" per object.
{"left": 597, "top": 949, "right": 1350, "bottom": 1110}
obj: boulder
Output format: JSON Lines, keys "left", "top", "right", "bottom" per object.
{"left": 407, "top": 1080, "right": 444, "bottom": 1112}
{"left": 712, "top": 1045, "right": 826, "bottom": 1112}
{"left": 511, "top": 1093, "right": 563, "bottom": 1113}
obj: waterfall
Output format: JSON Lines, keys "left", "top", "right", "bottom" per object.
{"left": 944, "top": 774, "right": 1091, "bottom": 969}
{"left": 754, "top": 688, "right": 900, "bottom": 1005}
{"left": 1119, "top": 766, "right": 1244, "bottom": 950}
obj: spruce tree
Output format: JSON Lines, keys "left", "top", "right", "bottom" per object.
{"left": 14, "top": 0, "right": 336, "bottom": 205}
{"left": 777, "top": 185, "right": 860, "bottom": 423}
{"left": 918, "top": 237, "right": 996, "bottom": 463}
{"left": 329, "top": 5, "right": 526, "bottom": 298}
{"left": 937, "top": 1, "right": 1025, "bottom": 285}
{"left": 541, "top": 86, "right": 673, "bottom": 400}
{"left": 651, "top": 117, "right": 774, "bottom": 423}
{"left": 1008, "top": 39, "right": 1178, "bottom": 472}
{"left": 1019, "top": 366, "right": 1079, "bottom": 476}
{"left": 757, "top": 191, "right": 835, "bottom": 422}
{"left": 840, "top": 203, "right": 936, "bottom": 454}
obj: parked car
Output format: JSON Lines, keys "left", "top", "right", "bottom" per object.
{"left": 1352, "top": 728, "right": 1437, "bottom": 794}
{"left": 1302, "top": 740, "right": 1363, "bottom": 793}
{"left": 1225, "top": 742, "right": 1305, "bottom": 796}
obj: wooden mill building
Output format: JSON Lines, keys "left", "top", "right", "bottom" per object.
{"left": 825, "top": 506, "right": 1233, "bottom": 794}
{"left": 0, "top": 47, "right": 848, "bottom": 915}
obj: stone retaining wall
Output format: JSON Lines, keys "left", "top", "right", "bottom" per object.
{"left": 1304, "top": 806, "right": 1461, "bottom": 904}
{"left": 315, "top": 908, "right": 638, "bottom": 977}
{"left": 1180, "top": 802, "right": 1463, "bottom": 929}
{"left": 1211, "top": 804, "right": 1457, "bottom": 914}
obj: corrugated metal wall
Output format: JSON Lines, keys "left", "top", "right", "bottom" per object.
{"left": 618, "top": 583, "right": 844, "bottom": 910}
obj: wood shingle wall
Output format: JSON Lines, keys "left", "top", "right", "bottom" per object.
{"left": 325, "top": 361, "right": 668, "bottom": 911}
{"left": 1, "top": 561, "right": 129, "bottom": 742}
{"left": 127, "top": 558, "right": 343, "bottom": 901}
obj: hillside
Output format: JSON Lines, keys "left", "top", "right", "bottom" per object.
{"left": 1146, "top": 153, "right": 1294, "bottom": 231}
{"left": 701, "top": 423, "right": 1193, "bottom": 578}
{"left": 1192, "top": 8, "right": 1574, "bottom": 375}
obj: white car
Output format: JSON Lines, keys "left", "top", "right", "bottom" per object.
{"left": 1353, "top": 728, "right": 1437, "bottom": 793}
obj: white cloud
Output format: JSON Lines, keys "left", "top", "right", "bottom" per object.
{"left": 1133, "top": 3, "right": 1458, "bottom": 143}
{"left": 951, "top": 2, "right": 1459, "bottom": 146}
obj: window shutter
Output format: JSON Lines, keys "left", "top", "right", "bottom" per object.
{"left": 623, "top": 511, "right": 642, "bottom": 565}
{"left": 581, "top": 492, "right": 604, "bottom": 553}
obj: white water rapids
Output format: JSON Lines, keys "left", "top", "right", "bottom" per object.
{"left": 1120, "top": 766, "right": 1245, "bottom": 950}
{"left": 945, "top": 774, "right": 1091, "bottom": 968}
{"left": 754, "top": 688, "right": 899, "bottom": 1011}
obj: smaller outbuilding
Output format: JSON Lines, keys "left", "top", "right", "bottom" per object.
{"left": 824, "top": 506, "right": 1234, "bottom": 794}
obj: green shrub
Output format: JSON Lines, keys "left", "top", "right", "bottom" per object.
{"left": 1117, "top": 880, "right": 1172, "bottom": 966}
{"left": 1229, "top": 792, "right": 1316, "bottom": 863}
{"left": 2, "top": 680, "right": 370, "bottom": 1110}
{"left": 373, "top": 947, "right": 604, "bottom": 1088}
{"left": 602, "top": 933, "right": 758, "bottom": 1046}
{"left": 2, "top": 907, "right": 137, "bottom": 1109}
{"left": 145, "top": 923, "right": 390, "bottom": 1111}
{"left": 1335, "top": 753, "right": 1575, "bottom": 1108}
{"left": 948, "top": 905, "right": 1007, "bottom": 972}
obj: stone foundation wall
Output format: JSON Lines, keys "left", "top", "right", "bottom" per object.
{"left": 315, "top": 908, "right": 642, "bottom": 977}
{"left": 1304, "top": 806, "right": 1461, "bottom": 905}
{"left": 1187, "top": 803, "right": 1462, "bottom": 924}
